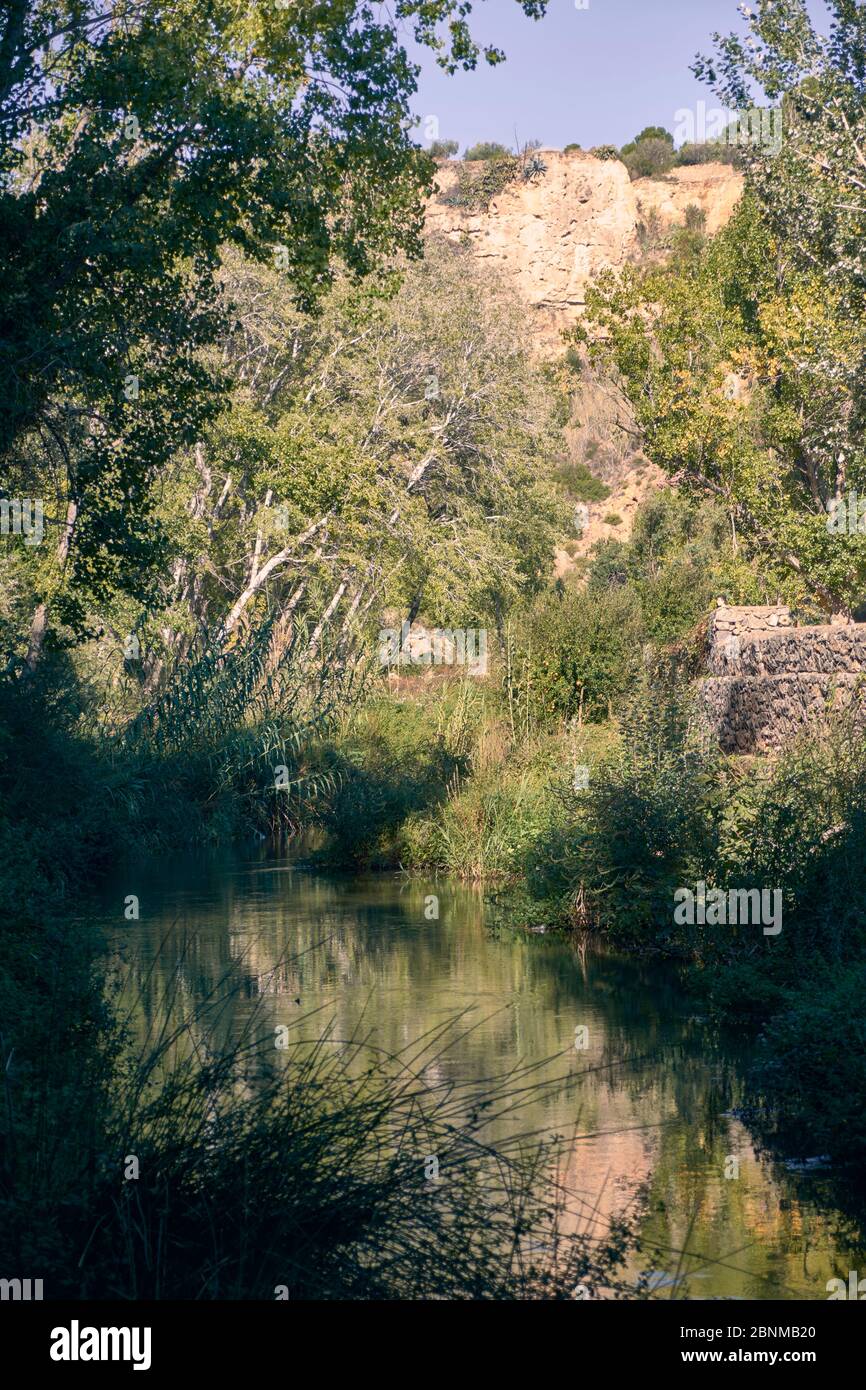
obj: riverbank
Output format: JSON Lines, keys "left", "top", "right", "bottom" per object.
{"left": 4, "top": 648, "right": 866, "bottom": 1297}
{"left": 94, "top": 849, "right": 863, "bottom": 1300}
{"left": 0, "top": 673, "right": 636, "bottom": 1299}
{"left": 306, "top": 669, "right": 866, "bottom": 1189}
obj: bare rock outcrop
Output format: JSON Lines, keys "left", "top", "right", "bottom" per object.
{"left": 426, "top": 151, "right": 743, "bottom": 352}
{"left": 632, "top": 163, "right": 744, "bottom": 238}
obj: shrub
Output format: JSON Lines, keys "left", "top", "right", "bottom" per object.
{"left": 429, "top": 139, "right": 459, "bottom": 159}
{"left": 514, "top": 584, "right": 645, "bottom": 723}
{"left": 463, "top": 141, "right": 511, "bottom": 161}
{"left": 752, "top": 967, "right": 866, "bottom": 1166}
{"left": 675, "top": 140, "right": 741, "bottom": 167}
{"left": 623, "top": 137, "right": 676, "bottom": 181}
{"left": 683, "top": 203, "right": 707, "bottom": 234}
{"left": 554, "top": 458, "right": 611, "bottom": 503}
{"left": 440, "top": 155, "right": 521, "bottom": 212}
{"left": 537, "top": 673, "right": 720, "bottom": 941}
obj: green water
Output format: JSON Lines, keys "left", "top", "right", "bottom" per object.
{"left": 102, "top": 849, "right": 860, "bottom": 1301}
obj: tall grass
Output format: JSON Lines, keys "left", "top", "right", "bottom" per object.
{"left": 2, "top": 939, "right": 638, "bottom": 1299}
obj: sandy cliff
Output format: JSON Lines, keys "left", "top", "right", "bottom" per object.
{"left": 426, "top": 150, "right": 743, "bottom": 352}
{"left": 427, "top": 150, "right": 743, "bottom": 562}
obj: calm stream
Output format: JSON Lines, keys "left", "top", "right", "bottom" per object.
{"left": 97, "top": 849, "right": 861, "bottom": 1301}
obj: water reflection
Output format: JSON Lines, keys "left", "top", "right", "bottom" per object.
{"left": 96, "top": 849, "right": 862, "bottom": 1300}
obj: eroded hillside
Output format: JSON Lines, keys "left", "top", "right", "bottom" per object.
{"left": 427, "top": 150, "right": 742, "bottom": 561}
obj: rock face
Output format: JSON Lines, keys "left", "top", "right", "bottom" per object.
{"left": 700, "top": 605, "right": 866, "bottom": 754}
{"left": 426, "top": 151, "right": 744, "bottom": 351}
{"left": 632, "top": 163, "right": 745, "bottom": 238}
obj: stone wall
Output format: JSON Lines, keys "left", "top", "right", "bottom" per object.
{"left": 699, "top": 605, "right": 866, "bottom": 753}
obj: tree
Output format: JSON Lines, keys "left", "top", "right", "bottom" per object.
{"left": 463, "top": 141, "right": 512, "bottom": 161}
{"left": 621, "top": 136, "right": 675, "bottom": 180}
{"left": 115, "top": 237, "right": 566, "bottom": 693}
{"left": 574, "top": 2, "right": 866, "bottom": 616}
{"left": 623, "top": 126, "right": 675, "bottom": 151}
{"left": 0, "top": 0, "right": 549, "bottom": 665}
{"left": 429, "top": 139, "right": 459, "bottom": 159}
{"left": 577, "top": 193, "right": 866, "bottom": 614}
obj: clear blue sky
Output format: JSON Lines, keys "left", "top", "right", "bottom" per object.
{"left": 404, "top": 0, "right": 832, "bottom": 152}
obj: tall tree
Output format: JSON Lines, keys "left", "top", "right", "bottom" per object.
{"left": 0, "top": 0, "right": 548, "bottom": 663}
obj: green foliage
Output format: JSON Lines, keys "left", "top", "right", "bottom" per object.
{"left": 683, "top": 204, "right": 707, "bottom": 235}
{"left": 0, "top": 0, "right": 551, "bottom": 652}
{"left": 429, "top": 139, "right": 459, "bottom": 158}
{"left": 623, "top": 126, "right": 675, "bottom": 152}
{"left": 752, "top": 968, "right": 866, "bottom": 1166}
{"left": 400, "top": 727, "right": 564, "bottom": 880}
{"left": 586, "top": 491, "right": 747, "bottom": 646}
{"left": 463, "top": 141, "right": 512, "bottom": 160}
{"left": 714, "top": 722, "right": 866, "bottom": 975}
{"left": 577, "top": 3, "right": 866, "bottom": 618}
{"left": 578, "top": 186, "right": 866, "bottom": 614}
{"left": 441, "top": 153, "right": 522, "bottom": 210}
{"left": 512, "top": 584, "right": 645, "bottom": 723}
{"left": 555, "top": 674, "right": 721, "bottom": 941}
{"left": 309, "top": 694, "right": 468, "bottom": 867}
{"left": 675, "top": 141, "right": 740, "bottom": 167}
{"left": 589, "top": 145, "right": 620, "bottom": 161}
{"left": 554, "top": 459, "right": 611, "bottom": 503}
{"left": 622, "top": 137, "right": 676, "bottom": 181}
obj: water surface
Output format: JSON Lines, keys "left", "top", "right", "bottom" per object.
{"left": 99, "top": 849, "right": 860, "bottom": 1300}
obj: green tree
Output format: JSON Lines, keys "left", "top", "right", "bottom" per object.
{"left": 576, "top": 173, "right": 866, "bottom": 615}
{"left": 621, "top": 136, "right": 675, "bottom": 180}
{"left": 0, "top": 0, "right": 549, "bottom": 665}
{"left": 118, "top": 238, "right": 565, "bottom": 694}
{"left": 463, "top": 140, "right": 512, "bottom": 160}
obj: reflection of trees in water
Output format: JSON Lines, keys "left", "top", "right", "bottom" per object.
{"left": 106, "top": 857, "right": 858, "bottom": 1299}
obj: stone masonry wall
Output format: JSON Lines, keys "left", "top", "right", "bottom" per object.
{"left": 699, "top": 605, "right": 866, "bottom": 753}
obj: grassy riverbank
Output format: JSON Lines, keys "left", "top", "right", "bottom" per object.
{"left": 309, "top": 664, "right": 866, "bottom": 1180}
{"left": 0, "top": 668, "right": 641, "bottom": 1299}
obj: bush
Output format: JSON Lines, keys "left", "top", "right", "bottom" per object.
{"left": 516, "top": 674, "right": 719, "bottom": 939}
{"left": 683, "top": 203, "right": 707, "bottom": 235}
{"left": 589, "top": 145, "right": 620, "bottom": 161}
{"left": 554, "top": 458, "right": 611, "bottom": 503}
{"left": 623, "top": 137, "right": 676, "bottom": 180}
{"left": 752, "top": 968, "right": 866, "bottom": 1166}
{"left": 715, "top": 722, "right": 866, "bottom": 973}
{"left": 675, "top": 140, "right": 741, "bottom": 167}
{"left": 463, "top": 141, "right": 511, "bottom": 161}
{"left": 429, "top": 139, "right": 458, "bottom": 159}
{"left": 514, "top": 584, "right": 645, "bottom": 723}
{"left": 440, "top": 155, "right": 521, "bottom": 212}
